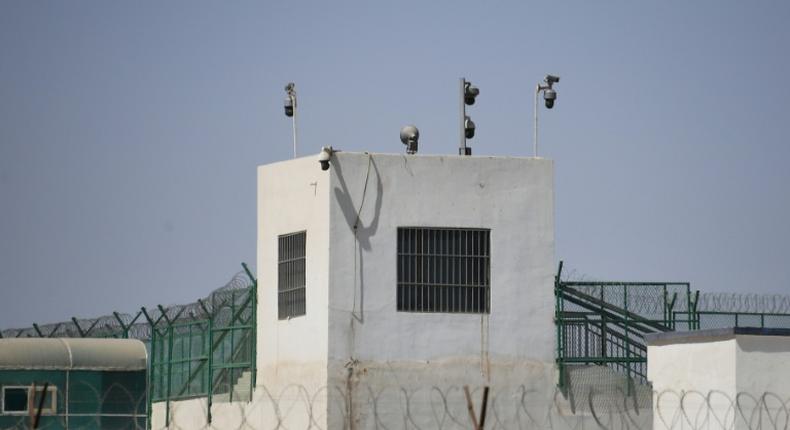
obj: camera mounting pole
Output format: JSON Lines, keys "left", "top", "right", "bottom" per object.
{"left": 459, "top": 77, "right": 479, "bottom": 156}
{"left": 460, "top": 77, "right": 468, "bottom": 156}
{"left": 533, "top": 83, "right": 544, "bottom": 158}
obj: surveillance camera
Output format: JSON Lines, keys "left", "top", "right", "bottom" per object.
{"left": 545, "top": 75, "right": 560, "bottom": 84}
{"left": 543, "top": 88, "right": 556, "bottom": 109}
{"left": 464, "top": 83, "right": 480, "bottom": 105}
{"left": 318, "top": 146, "right": 333, "bottom": 170}
{"left": 400, "top": 125, "right": 419, "bottom": 154}
{"left": 464, "top": 117, "right": 476, "bottom": 139}
{"left": 284, "top": 96, "right": 294, "bottom": 117}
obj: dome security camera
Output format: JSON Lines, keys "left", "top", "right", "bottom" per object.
{"left": 464, "top": 83, "right": 480, "bottom": 105}
{"left": 400, "top": 125, "right": 420, "bottom": 154}
{"left": 318, "top": 146, "right": 333, "bottom": 170}
{"left": 464, "top": 117, "right": 476, "bottom": 139}
{"left": 284, "top": 96, "right": 294, "bottom": 117}
{"left": 543, "top": 88, "right": 556, "bottom": 109}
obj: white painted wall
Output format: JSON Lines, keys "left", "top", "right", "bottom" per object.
{"left": 326, "top": 153, "right": 555, "bottom": 363}
{"left": 323, "top": 153, "right": 556, "bottom": 428}
{"left": 735, "top": 334, "right": 790, "bottom": 393}
{"left": 648, "top": 331, "right": 790, "bottom": 430}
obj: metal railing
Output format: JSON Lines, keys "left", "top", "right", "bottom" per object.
{"left": 555, "top": 261, "right": 694, "bottom": 389}
{"left": 555, "top": 261, "right": 790, "bottom": 391}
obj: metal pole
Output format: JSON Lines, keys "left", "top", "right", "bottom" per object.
{"left": 207, "top": 318, "right": 214, "bottom": 423}
{"left": 460, "top": 78, "right": 467, "bottom": 156}
{"left": 291, "top": 96, "right": 298, "bottom": 158}
{"left": 533, "top": 85, "right": 540, "bottom": 157}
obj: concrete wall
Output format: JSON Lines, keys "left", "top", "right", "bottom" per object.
{"left": 256, "top": 156, "right": 331, "bottom": 422}
{"left": 735, "top": 334, "right": 790, "bottom": 393}
{"left": 648, "top": 331, "right": 790, "bottom": 430}
{"left": 324, "top": 153, "right": 556, "bottom": 428}
{"left": 327, "top": 153, "right": 555, "bottom": 362}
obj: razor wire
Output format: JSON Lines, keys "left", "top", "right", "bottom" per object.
{"left": 146, "top": 383, "right": 790, "bottom": 430}
{"left": 696, "top": 293, "right": 790, "bottom": 315}
{"left": 6, "top": 379, "right": 790, "bottom": 430}
{"left": 0, "top": 270, "right": 254, "bottom": 340}
{"left": 558, "top": 265, "right": 790, "bottom": 322}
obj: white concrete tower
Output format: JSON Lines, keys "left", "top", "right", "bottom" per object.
{"left": 255, "top": 152, "right": 556, "bottom": 428}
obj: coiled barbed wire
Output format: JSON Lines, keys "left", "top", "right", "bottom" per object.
{"left": 5, "top": 382, "right": 788, "bottom": 430}
{"left": 697, "top": 293, "right": 790, "bottom": 314}
{"left": 0, "top": 270, "right": 253, "bottom": 340}
{"left": 149, "top": 383, "right": 790, "bottom": 430}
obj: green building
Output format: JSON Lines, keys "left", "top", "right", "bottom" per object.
{"left": 0, "top": 338, "right": 147, "bottom": 429}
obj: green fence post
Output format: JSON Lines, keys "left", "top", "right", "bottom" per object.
{"left": 243, "top": 262, "right": 258, "bottom": 390}
{"left": 166, "top": 324, "right": 173, "bottom": 427}
{"left": 554, "top": 262, "right": 564, "bottom": 390}
{"left": 207, "top": 317, "right": 214, "bottom": 424}
{"left": 623, "top": 284, "right": 631, "bottom": 394}
{"left": 148, "top": 328, "right": 156, "bottom": 430}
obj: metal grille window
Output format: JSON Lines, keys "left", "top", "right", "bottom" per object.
{"left": 397, "top": 227, "right": 490, "bottom": 313}
{"left": 278, "top": 231, "right": 306, "bottom": 319}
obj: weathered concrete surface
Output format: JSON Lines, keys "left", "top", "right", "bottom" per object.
{"left": 648, "top": 331, "right": 790, "bottom": 430}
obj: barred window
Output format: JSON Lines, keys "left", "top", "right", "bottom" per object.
{"left": 397, "top": 227, "right": 490, "bottom": 313}
{"left": 278, "top": 231, "right": 306, "bottom": 319}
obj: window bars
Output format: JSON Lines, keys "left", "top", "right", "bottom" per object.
{"left": 278, "top": 231, "right": 306, "bottom": 319}
{"left": 397, "top": 227, "right": 490, "bottom": 314}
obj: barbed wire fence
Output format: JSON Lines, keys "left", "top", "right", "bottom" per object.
{"left": 696, "top": 293, "right": 790, "bottom": 315}
{"left": 0, "top": 270, "right": 254, "bottom": 340}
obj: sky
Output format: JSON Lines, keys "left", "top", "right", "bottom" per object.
{"left": 1, "top": 1, "right": 790, "bottom": 329}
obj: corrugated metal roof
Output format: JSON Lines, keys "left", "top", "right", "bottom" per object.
{"left": 0, "top": 338, "right": 147, "bottom": 371}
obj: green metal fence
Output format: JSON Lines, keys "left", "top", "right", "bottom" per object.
{"left": 0, "top": 263, "right": 258, "bottom": 429}
{"left": 149, "top": 285, "right": 256, "bottom": 424}
{"left": 148, "top": 265, "right": 257, "bottom": 426}
{"left": 554, "top": 262, "right": 695, "bottom": 389}
{"left": 555, "top": 261, "right": 790, "bottom": 391}
{"left": 0, "top": 265, "right": 256, "bottom": 342}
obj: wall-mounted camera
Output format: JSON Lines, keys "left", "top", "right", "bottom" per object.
{"left": 318, "top": 146, "right": 333, "bottom": 170}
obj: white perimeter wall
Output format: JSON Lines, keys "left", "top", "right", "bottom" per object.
{"left": 649, "top": 333, "right": 790, "bottom": 430}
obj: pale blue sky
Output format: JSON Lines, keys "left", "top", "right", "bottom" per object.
{"left": 2, "top": 1, "right": 789, "bottom": 328}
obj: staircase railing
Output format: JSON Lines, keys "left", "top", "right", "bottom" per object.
{"left": 555, "top": 261, "right": 693, "bottom": 390}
